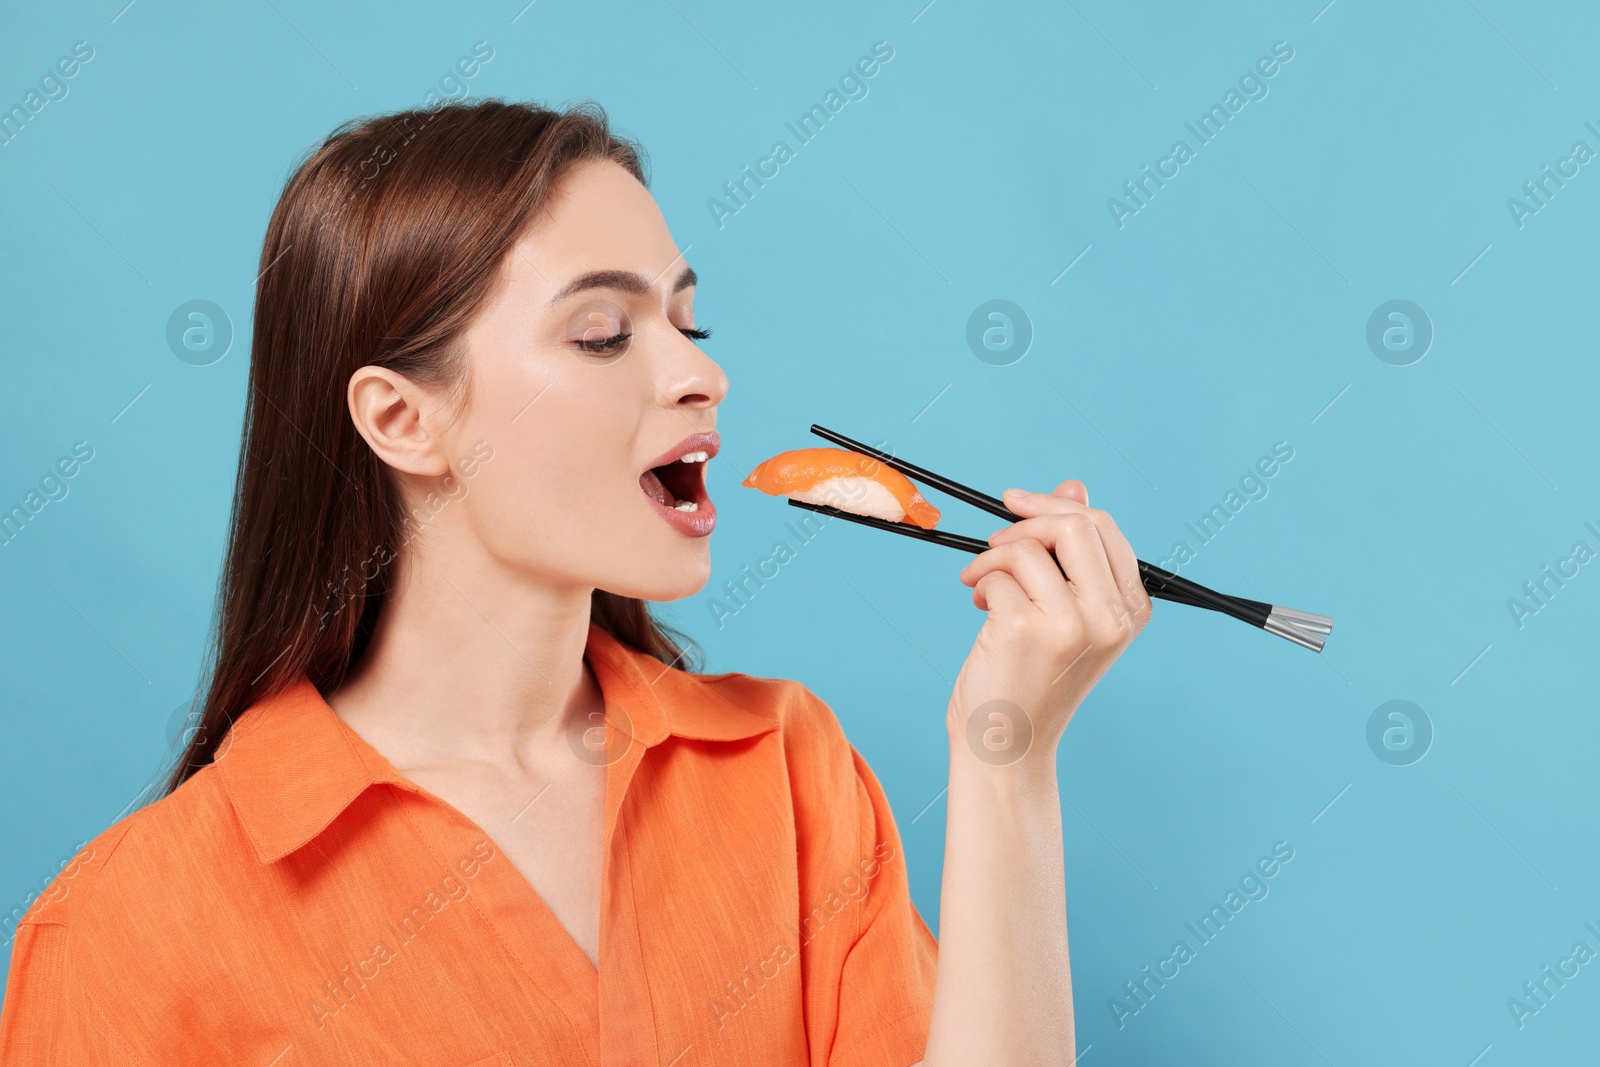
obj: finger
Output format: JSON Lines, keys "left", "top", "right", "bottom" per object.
{"left": 987, "top": 514, "right": 1115, "bottom": 591}
{"left": 994, "top": 492, "right": 1150, "bottom": 627}
{"left": 972, "top": 567, "right": 1030, "bottom": 616}
{"left": 1002, "top": 486, "right": 1092, "bottom": 518}
{"left": 959, "top": 539, "right": 1074, "bottom": 618}
{"left": 1085, "top": 509, "right": 1151, "bottom": 628}
{"left": 1049, "top": 514, "right": 1119, "bottom": 601}
{"left": 991, "top": 514, "right": 1125, "bottom": 638}
{"left": 1053, "top": 479, "right": 1088, "bottom": 506}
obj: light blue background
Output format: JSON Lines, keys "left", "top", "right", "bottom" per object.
{"left": 3, "top": 0, "right": 1597, "bottom": 1062}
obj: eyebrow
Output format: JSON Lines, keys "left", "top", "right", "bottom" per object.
{"left": 547, "top": 266, "right": 697, "bottom": 306}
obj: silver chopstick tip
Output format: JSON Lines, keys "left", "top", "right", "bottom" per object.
{"left": 1264, "top": 614, "right": 1328, "bottom": 653}
{"left": 1270, "top": 605, "right": 1333, "bottom": 635}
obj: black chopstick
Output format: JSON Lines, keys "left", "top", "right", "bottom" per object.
{"left": 790, "top": 498, "right": 1207, "bottom": 606}
{"left": 807, "top": 425, "right": 1236, "bottom": 613}
{"left": 806, "top": 425, "right": 1332, "bottom": 652}
{"left": 787, "top": 499, "right": 1223, "bottom": 610}
{"left": 786, "top": 499, "right": 990, "bottom": 552}
{"left": 808, "top": 423, "right": 1330, "bottom": 647}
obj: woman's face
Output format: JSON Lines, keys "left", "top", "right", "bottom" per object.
{"left": 394, "top": 159, "right": 729, "bottom": 602}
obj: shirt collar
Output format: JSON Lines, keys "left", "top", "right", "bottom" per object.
{"left": 219, "top": 621, "right": 776, "bottom": 864}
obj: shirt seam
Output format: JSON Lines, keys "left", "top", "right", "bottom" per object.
{"left": 36, "top": 919, "right": 150, "bottom": 1066}
{"left": 619, "top": 811, "right": 664, "bottom": 1065}
{"left": 19, "top": 814, "right": 141, "bottom": 929}
{"left": 74, "top": 956, "right": 149, "bottom": 1067}
{"left": 826, "top": 1000, "right": 931, "bottom": 1067}
{"left": 851, "top": 754, "right": 874, "bottom": 952}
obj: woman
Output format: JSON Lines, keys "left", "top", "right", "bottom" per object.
{"left": 0, "top": 101, "right": 1149, "bottom": 1065}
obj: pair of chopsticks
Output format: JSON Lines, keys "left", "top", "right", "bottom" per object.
{"left": 787, "top": 425, "right": 1333, "bottom": 652}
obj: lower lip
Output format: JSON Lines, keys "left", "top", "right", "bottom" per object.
{"left": 645, "top": 492, "right": 717, "bottom": 537}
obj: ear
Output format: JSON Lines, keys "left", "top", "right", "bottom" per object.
{"left": 347, "top": 365, "right": 453, "bottom": 478}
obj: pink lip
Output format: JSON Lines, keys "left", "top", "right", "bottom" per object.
{"left": 640, "top": 430, "right": 719, "bottom": 538}
{"left": 642, "top": 431, "right": 720, "bottom": 470}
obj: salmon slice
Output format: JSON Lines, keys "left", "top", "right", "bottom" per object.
{"left": 741, "top": 447, "right": 942, "bottom": 530}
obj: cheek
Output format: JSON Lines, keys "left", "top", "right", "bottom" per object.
{"left": 466, "top": 353, "right": 625, "bottom": 500}
{"left": 471, "top": 348, "right": 556, "bottom": 428}
{"left": 470, "top": 391, "right": 638, "bottom": 543}
{"left": 449, "top": 350, "right": 706, "bottom": 595}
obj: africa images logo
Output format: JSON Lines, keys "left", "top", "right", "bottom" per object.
{"left": 706, "top": 41, "right": 895, "bottom": 229}
{"left": 1106, "top": 40, "right": 1295, "bottom": 230}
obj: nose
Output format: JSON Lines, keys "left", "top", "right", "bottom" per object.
{"left": 663, "top": 334, "right": 728, "bottom": 411}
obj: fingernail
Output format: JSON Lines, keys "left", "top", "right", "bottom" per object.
{"left": 1003, "top": 487, "right": 1025, "bottom": 498}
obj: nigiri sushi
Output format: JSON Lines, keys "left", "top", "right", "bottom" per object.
{"left": 741, "top": 447, "right": 942, "bottom": 530}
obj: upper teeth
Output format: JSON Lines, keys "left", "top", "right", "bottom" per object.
{"left": 679, "top": 451, "right": 709, "bottom": 463}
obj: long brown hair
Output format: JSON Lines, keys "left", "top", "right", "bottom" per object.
{"left": 162, "top": 99, "right": 700, "bottom": 797}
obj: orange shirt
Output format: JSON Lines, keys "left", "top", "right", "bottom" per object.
{"left": 0, "top": 623, "right": 937, "bottom": 1065}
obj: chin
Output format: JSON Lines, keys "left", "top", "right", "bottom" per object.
{"left": 605, "top": 546, "right": 712, "bottom": 603}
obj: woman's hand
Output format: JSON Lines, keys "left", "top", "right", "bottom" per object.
{"left": 923, "top": 479, "right": 1150, "bottom": 1064}
{"left": 947, "top": 479, "right": 1152, "bottom": 767}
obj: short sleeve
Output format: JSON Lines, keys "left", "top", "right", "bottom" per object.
{"left": 825, "top": 745, "right": 939, "bottom": 1067}
{"left": 0, "top": 920, "right": 140, "bottom": 1065}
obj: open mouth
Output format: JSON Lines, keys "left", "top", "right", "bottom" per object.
{"left": 639, "top": 450, "right": 710, "bottom": 512}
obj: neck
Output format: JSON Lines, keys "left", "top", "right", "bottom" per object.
{"left": 326, "top": 531, "right": 602, "bottom": 772}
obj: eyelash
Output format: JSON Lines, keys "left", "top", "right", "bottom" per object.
{"left": 574, "top": 326, "right": 712, "bottom": 353}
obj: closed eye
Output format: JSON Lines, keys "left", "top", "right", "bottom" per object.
{"left": 573, "top": 326, "right": 709, "bottom": 354}
{"left": 575, "top": 332, "right": 630, "bottom": 353}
